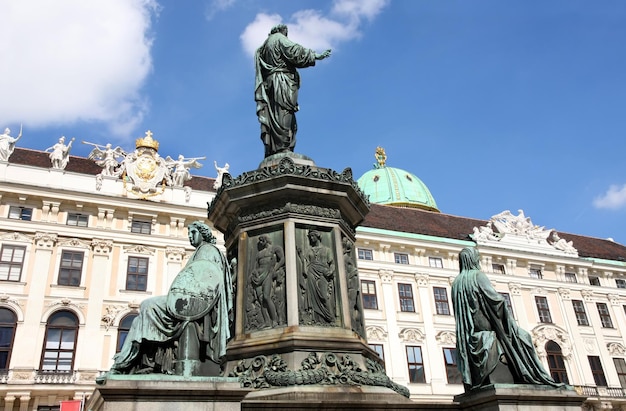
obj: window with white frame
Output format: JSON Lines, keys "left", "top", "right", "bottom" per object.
{"left": 130, "top": 218, "right": 152, "bottom": 234}
{"left": 0, "top": 308, "right": 17, "bottom": 370}
{"left": 406, "top": 345, "right": 425, "bottom": 383}
{"left": 394, "top": 252, "right": 409, "bottom": 265}
{"left": 589, "top": 276, "right": 601, "bottom": 286}
{"left": 617, "top": 279, "right": 626, "bottom": 289}
{"left": 492, "top": 263, "right": 506, "bottom": 274}
{"left": 572, "top": 300, "right": 589, "bottom": 326}
{"left": 0, "top": 245, "right": 26, "bottom": 282}
{"left": 564, "top": 272, "right": 578, "bottom": 283}
{"left": 589, "top": 356, "right": 608, "bottom": 386}
{"left": 499, "top": 292, "right": 514, "bottom": 317}
{"left": 8, "top": 206, "right": 33, "bottom": 221}
{"left": 597, "top": 302, "right": 614, "bottom": 328}
{"left": 361, "top": 280, "right": 378, "bottom": 310}
{"left": 529, "top": 266, "right": 543, "bottom": 279}
{"left": 443, "top": 348, "right": 462, "bottom": 384}
{"left": 126, "top": 256, "right": 149, "bottom": 291}
{"left": 433, "top": 287, "right": 450, "bottom": 315}
{"left": 429, "top": 257, "right": 443, "bottom": 268}
{"left": 66, "top": 212, "right": 89, "bottom": 227}
{"left": 535, "top": 296, "right": 552, "bottom": 323}
{"left": 357, "top": 248, "right": 373, "bottom": 260}
{"left": 57, "top": 251, "right": 84, "bottom": 287}
{"left": 40, "top": 311, "right": 79, "bottom": 372}
{"left": 398, "top": 283, "right": 415, "bottom": 312}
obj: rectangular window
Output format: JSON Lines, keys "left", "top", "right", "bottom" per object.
{"left": 572, "top": 300, "right": 589, "bottom": 326}
{"left": 589, "top": 276, "right": 601, "bottom": 286}
{"left": 564, "top": 272, "right": 578, "bottom": 283}
{"left": 589, "top": 356, "right": 608, "bottom": 386}
{"left": 429, "top": 257, "right": 443, "bottom": 268}
{"left": 66, "top": 213, "right": 88, "bottom": 227}
{"left": 8, "top": 206, "right": 33, "bottom": 221}
{"left": 126, "top": 256, "right": 149, "bottom": 291}
{"left": 0, "top": 245, "right": 26, "bottom": 282}
{"left": 535, "top": 296, "right": 552, "bottom": 323}
{"left": 357, "top": 248, "right": 373, "bottom": 261}
{"left": 597, "top": 302, "right": 614, "bottom": 328}
{"left": 361, "top": 280, "right": 378, "bottom": 310}
{"left": 492, "top": 263, "right": 506, "bottom": 274}
{"left": 529, "top": 266, "right": 543, "bottom": 279}
{"left": 613, "top": 358, "right": 626, "bottom": 389}
{"left": 443, "top": 348, "right": 462, "bottom": 384}
{"left": 57, "top": 251, "right": 84, "bottom": 287}
{"left": 130, "top": 219, "right": 152, "bottom": 234}
{"left": 398, "top": 283, "right": 415, "bottom": 312}
{"left": 406, "top": 346, "right": 425, "bottom": 383}
{"left": 394, "top": 253, "right": 409, "bottom": 265}
{"left": 433, "top": 287, "right": 450, "bottom": 315}
{"left": 369, "top": 344, "right": 384, "bottom": 362}
{"left": 617, "top": 279, "right": 626, "bottom": 289}
{"left": 500, "top": 292, "right": 514, "bottom": 317}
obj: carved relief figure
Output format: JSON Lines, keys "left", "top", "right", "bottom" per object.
{"left": 46, "top": 136, "right": 74, "bottom": 169}
{"left": 255, "top": 24, "right": 331, "bottom": 157}
{"left": 0, "top": 126, "right": 22, "bottom": 161}
{"left": 298, "top": 230, "right": 336, "bottom": 325}
{"left": 342, "top": 237, "right": 365, "bottom": 337}
{"left": 249, "top": 235, "right": 285, "bottom": 329}
{"left": 103, "top": 221, "right": 233, "bottom": 377}
{"left": 452, "top": 247, "right": 563, "bottom": 391}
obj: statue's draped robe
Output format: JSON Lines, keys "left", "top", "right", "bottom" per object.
{"left": 255, "top": 32, "right": 316, "bottom": 157}
{"left": 113, "top": 242, "right": 232, "bottom": 370}
{"left": 452, "top": 268, "right": 560, "bottom": 389}
{"left": 303, "top": 245, "right": 335, "bottom": 323}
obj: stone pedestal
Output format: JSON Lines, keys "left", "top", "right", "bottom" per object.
{"left": 86, "top": 376, "right": 248, "bottom": 411}
{"left": 454, "top": 384, "right": 585, "bottom": 411}
{"left": 208, "top": 154, "right": 408, "bottom": 398}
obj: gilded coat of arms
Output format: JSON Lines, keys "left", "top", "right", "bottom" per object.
{"left": 123, "top": 131, "right": 169, "bottom": 198}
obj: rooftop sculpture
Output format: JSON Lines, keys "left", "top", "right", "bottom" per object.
{"left": 0, "top": 125, "right": 22, "bottom": 162}
{"left": 46, "top": 136, "right": 74, "bottom": 170}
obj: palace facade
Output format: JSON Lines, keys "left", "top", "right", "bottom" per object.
{"left": 1, "top": 142, "right": 625, "bottom": 410}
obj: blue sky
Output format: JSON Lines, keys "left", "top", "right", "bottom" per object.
{"left": 2, "top": 0, "right": 626, "bottom": 244}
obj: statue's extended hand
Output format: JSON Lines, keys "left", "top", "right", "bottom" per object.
{"left": 316, "top": 49, "right": 332, "bottom": 60}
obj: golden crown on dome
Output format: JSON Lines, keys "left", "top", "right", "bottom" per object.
{"left": 135, "top": 130, "right": 159, "bottom": 150}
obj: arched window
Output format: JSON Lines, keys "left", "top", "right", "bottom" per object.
{"left": 0, "top": 308, "right": 17, "bottom": 370}
{"left": 40, "top": 310, "right": 78, "bottom": 373}
{"left": 116, "top": 313, "right": 138, "bottom": 352}
{"left": 546, "top": 340, "right": 569, "bottom": 384}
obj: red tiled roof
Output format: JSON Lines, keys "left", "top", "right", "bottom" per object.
{"left": 9, "top": 147, "right": 216, "bottom": 190}
{"left": 362, "top": 204, "right": 626, "bottom": 262}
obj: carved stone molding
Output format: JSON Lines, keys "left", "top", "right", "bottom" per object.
{"left": 34, "top": 232, "right": 57, "bottom": 249}
{"left": 415, "top": 273, "right": 429, "bottom": 287}
{"left": 399, "top": 327, "right": 425, "bottom": 343}
{"left": 0, "top": 232, "right": 32, "bottom": 243}
{"left": 532, "top": 287, "right": 547, "bottom": 296}
{"left": 165, "top": 247, "right": 187, "bottom": 262}
{"left": 366, "top": 325, "right": 388, "bottom": 341}
{"left": 558, "top": 288, "right": 571, "bottom": 300}
{"left": 532, "top": 324, "right": 572, "bottom": 359}
{"left": 378, "top": 269, "right": 393, "bottom": 283}
{"left": 608, "top": 294, "right": 621, "bottom": 306}
{"left": 581, "top": 289, "right": 594, "bottom": 302}
{"left": 583, "top": 338, "right": 597, "bottom": 354}
{"left": 435, "top": 330, "right": 456, "bottom": 345}
{"left": 508, "top": 283, "right": 521, "bottom": 295}
{"left": 101, "top": 304, "right": 130, "bottom": 330}
{"left": 608, "top": 342, "right": 626, "bottom": 356}
{"left": 57, "top": 238, "right": 91, "bottom": 249}
{"left": 91, "top": 239, "right": 113, "bottom": 255}
{"left": 123, "top": 244, "right": 155, "bottom": 255}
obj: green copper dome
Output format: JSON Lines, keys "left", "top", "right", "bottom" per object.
{"left": 357, "top": 147, "right": 439, "bottom": 212}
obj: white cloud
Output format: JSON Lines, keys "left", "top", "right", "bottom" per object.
{"left": 205, "top": 0, "right": 236, "bottom": 21}
{"left": 593, "top": 184, "right": 626, "bottom": 210}
{"left": 240, "top": 0, "right": 389, "bottom": 57}
{"left": 0, "top": 0, "right": 158, "bottom": 136}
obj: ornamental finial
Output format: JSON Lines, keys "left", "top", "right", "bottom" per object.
{"left": 374, "top": 146, "right": 387, "bottom": 169}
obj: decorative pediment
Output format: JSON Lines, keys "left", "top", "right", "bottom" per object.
{"left": 531, "top": 324, "right": 572, "bottom": 359}
{"left": 435, "top": 330, "right": 456, "bottom": 345}
{"left": 399, "top": 327, "right": 425, "bottom": 343}
{"left": 123, "top": 244, "right": 155, "bottom": 255}
{"left": 0, "top": 232, "right": 32, "bottom": 243}
{"left": 608, "top": 342, "right": 626, "bottom": 356}
{"left": 58, "top": 238, "right": 91, "bottom": 249}
{"left": 34, "top": 232, "right": 57, "bottom": 248}
{"left": 366, "top": 325, "right": 388, "bottom": 341}
{"left": 470, "top": 210, "right": 578, "bottom": 256}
